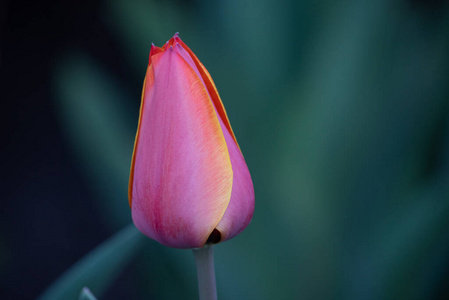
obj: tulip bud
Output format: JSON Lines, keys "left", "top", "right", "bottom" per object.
{"left": 128, "top": 33, "right": 254, "bottom": 249}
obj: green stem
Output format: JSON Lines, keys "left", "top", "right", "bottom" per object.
{"left": 193, "top": 245, "right": 217, "bottom": 300}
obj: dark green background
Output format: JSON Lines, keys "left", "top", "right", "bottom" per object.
{"left": 2, "top": 0, "right": 449, "bottom": 299}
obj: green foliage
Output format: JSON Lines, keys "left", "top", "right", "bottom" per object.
{"left": 51, "top": 0, "right": 449, "bottom": 299}
{"left": 53, "top": 54, "right": 135, "bottom": 229}
{"left": 37, "top": 225, "right": 144, "bottom": 300}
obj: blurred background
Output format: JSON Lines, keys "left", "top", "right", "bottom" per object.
{"left": 2, "top": 0, "right": 449, "bottom": 299}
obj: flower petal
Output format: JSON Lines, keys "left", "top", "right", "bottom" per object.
{"left": 171, "top": 38, "right": 255, "bottom": 242}
{"left": 130, "top": 47, "right": 233, "bottom": 248}
{"left": 174, "top": 37, "right": 239, "bottom": 148}
{"left": 214, "top": 117, "right": 255, "bottom": 242}
{"left": 128, "top": 64, "right": 152, "bottom": 207}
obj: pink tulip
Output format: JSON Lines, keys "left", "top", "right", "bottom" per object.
{"left": 128, "top": 33, "right": 254, "bottom": 249}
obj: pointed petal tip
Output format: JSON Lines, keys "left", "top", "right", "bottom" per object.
{"left": 150, "top": 33, "right": 182, "bottom": 57}
{"left": 169, "top": 32, "right": 182, "bottom": 46}
{"left": 149, "top": 44, "right": 164, "bottom": 61}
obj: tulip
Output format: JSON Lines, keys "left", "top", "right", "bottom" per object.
{"left": 128, "top": 33, "right": 254, "bottom": 249}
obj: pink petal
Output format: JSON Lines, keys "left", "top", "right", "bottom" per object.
{"left": 172, "top": 41, "right": 254, "bottom": 242}
{"left": 215, "top": 127, "right": 255, "bottom": 241}
{"left": 175, "top": 37, "right": 239, "bottom": 147}
{"left": 130, "top": 47, "right": 233, "bottom": 248}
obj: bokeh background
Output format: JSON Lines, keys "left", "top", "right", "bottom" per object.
{"left": 2, "top": 0, "right": 449, "bottom": 299}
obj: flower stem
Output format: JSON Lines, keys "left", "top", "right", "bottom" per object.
{"left": 193, "top": 245, "right": 217, "bottom": 300}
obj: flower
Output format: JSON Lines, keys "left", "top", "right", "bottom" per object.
{"left": 128, "top": 33, "right": 254, "bottom": 249}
